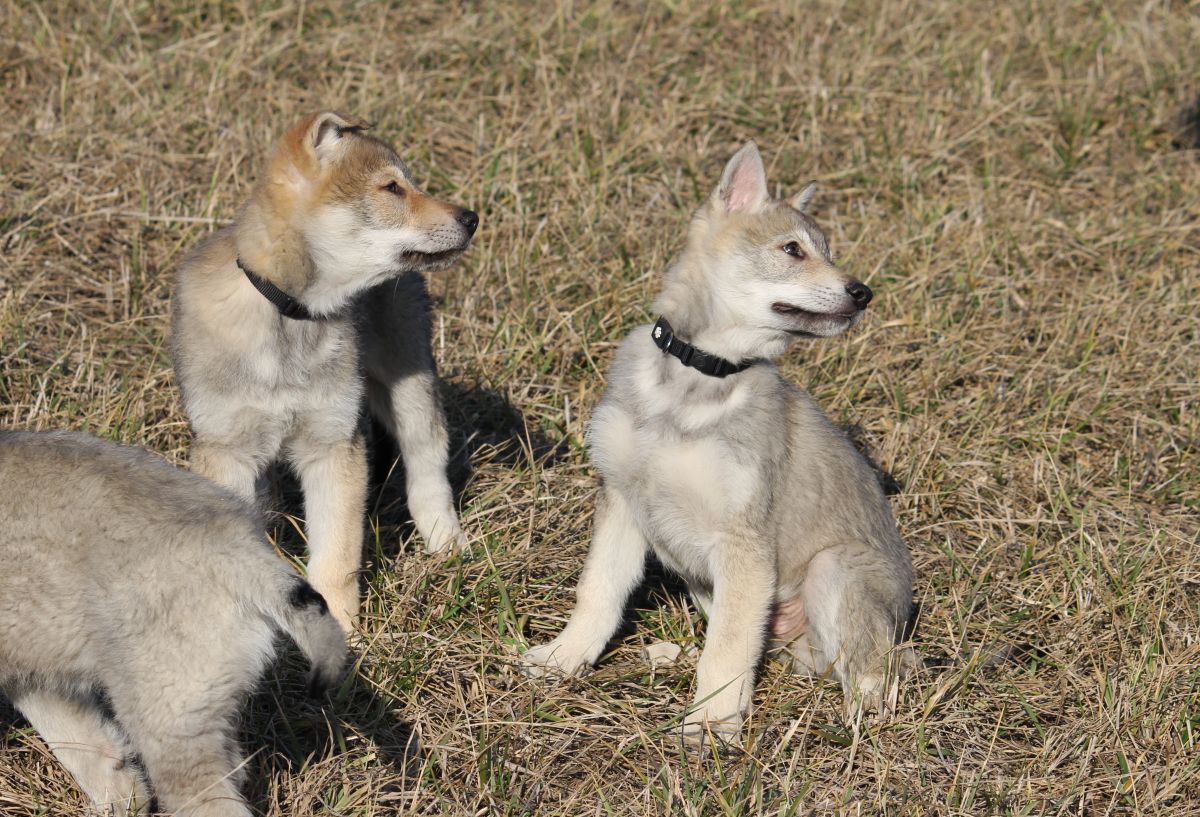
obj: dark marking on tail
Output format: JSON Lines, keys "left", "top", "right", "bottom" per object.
{"left": 307, "top": 671, "right": 334, "bottom": 698}
{"left": 289, "top": 580, "right": 329, "bottom": 613}
{"left": 283, "top": 579, "right": 346, "bottom": 696}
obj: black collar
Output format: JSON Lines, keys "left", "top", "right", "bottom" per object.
{"left": 651, "top": 317, "right": 755, "bottom": 378}
{"left": 237, "top": 258, "right": 318, "bottom": 321}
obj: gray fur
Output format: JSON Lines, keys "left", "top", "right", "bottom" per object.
{"left": 0, "top": 430, "right": 348, "bottom": 816}
{"left": 523, "top": 142, "right": 915, "bottom": 744}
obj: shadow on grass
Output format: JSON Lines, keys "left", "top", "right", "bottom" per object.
{"left": 1173, "top": 93, "right": 1200, "bottom": 151}
{"left": 0, "top": 696, "right": 18, "bottom": 735}
{"left": 240, "top": 653, "right": 423, "bottom": 809}
{"left": 615, "top": 554, "right": 695, "bottom": 642}
{"left": 366, "top": 379, "right": 566, "bottom": 560}
{"left": 233, "top": 381, "right": 563, "bottom": 804}
{"left": 237, "top": 380, "right": 564, "bottom": 807}
{"left": 841, "top": 422, "right": 903, "bottom": 496}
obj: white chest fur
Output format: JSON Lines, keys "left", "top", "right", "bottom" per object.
{"left": 588, "top": 380, "right": 766, "bottom": 587}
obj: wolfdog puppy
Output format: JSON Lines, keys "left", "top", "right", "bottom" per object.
{"left": 171, "top": 111, "right": 478, "bottom": 630}
{"left": 0, "top": 430, "right": 348, "bottom": 816}
{"left": 523, "top": 142, "right": 914, "bottom": 743}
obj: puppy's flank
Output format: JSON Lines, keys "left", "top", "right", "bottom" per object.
{"left": 523, "top": 142, "right": 915, "bottom": 743}
{"left": 171, "top": 111, "right": 478, "bottom": 630}
{"left": 0, "top": 430, "right": 348, "bottom": 817}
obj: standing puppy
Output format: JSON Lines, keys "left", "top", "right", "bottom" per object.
{"left": 523, "top": 142, "right": 914, "bottom": 743}
{"left": 172, "top": 111, "right": 478, "bottom": 630}
{"left": 0, "top": 430, "right": 348, "bottom": 817}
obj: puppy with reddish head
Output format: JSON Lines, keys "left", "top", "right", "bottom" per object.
{"left": 172, "top": 111, "right": 478, "bottom": 630}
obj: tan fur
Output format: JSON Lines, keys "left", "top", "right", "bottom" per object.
{"left": 172, "top": 111, "right": 478, "bottom": 630}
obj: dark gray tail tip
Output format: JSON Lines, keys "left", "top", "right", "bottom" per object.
{"left": 306, "top": 643, "right": 351, "bottom": 698}
{"left": 306, "top": 663, "right": 347, "bottom": 698}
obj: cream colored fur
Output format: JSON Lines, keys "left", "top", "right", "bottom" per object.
{"left": 523, "top": 142, "right": 915, "bottom": 745}
{"left": 0, "top": 430, "right": 347, "bottom": 816}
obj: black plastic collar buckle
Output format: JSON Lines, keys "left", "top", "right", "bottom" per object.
{"left": 237, "top": 258, "right": 318, "bottom": 321}
{"left": 651, "top": 317, "right": 754, "bottom": 379}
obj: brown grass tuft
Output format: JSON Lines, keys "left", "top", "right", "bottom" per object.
{"left": 2, "top": 0, "right": 1198, "bottom": 814}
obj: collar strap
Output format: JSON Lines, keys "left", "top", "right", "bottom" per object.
{"left": 651, "top": 317, "right": 755, "bottom": 378}
{"left": 237, "top": 258, "right": 318, "bottom": 321}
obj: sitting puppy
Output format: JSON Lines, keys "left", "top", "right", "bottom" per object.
{"left": 523, "top": 142, "right": 914, "bottom": 742}
{"left": 0, "top": 430, "right": 348, "bottom": 816}
{"left": 171, "top": 111, "right": 478, "bottom": 630}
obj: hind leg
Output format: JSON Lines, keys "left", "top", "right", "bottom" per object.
{"left": 107, "top": 605, "right": 277, "bottom": 816}
{"left": 130, "top": 730, "right": 249, "bottom": 817}
{"left": 800, "top": 546, "right": 911, "bottom": 713}
{"left": 778, "top": 632, "right": 831, "bottom": 677}
{"left": 107, "top": 673, "right": 254, "bottom": 817}
{"left": 11, "top": 689, "right": 148, "bottom": 815}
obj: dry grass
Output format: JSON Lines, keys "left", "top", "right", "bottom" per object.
{"left": 2, "top": 0, "right": 1199, "bottom": 814}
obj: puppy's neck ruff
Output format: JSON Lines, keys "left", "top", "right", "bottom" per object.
{"left": 237, "top": 258, "right": 321, "bottom": 321}
{"left": 651, "top": 316, "right": 758, "bottom": 379}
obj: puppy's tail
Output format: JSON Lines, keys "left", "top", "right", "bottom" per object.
{"left": 270, "top": 578, "right": 350, "bottom": 695}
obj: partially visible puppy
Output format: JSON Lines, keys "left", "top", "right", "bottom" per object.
{"left": 0, "top": 430, "right": 348, "bottom": 817}
{"left": 172, "top": 110, "right": 478, "bottom": 631}
{"left": 523, "top": 142, "right": 915, "bottom": 744}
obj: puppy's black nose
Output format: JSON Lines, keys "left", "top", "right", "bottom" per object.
{"left": 846, "top": 281, "right": 873, "bottom": 308}
{"left": 457, "top": 209, "right": 479, "bottom": 236}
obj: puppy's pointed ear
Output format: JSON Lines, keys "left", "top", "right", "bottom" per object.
{"left": 714, "top": 141, "right": 768, "bottom": 214}
{"left": 277, "top": 111, "right": 371, "bottom": 180}
{"left": 307, "top": 110, "right": 370, "bottom": 161}
{"left": 790, "top": 182, "right": 817, "bottom": 213}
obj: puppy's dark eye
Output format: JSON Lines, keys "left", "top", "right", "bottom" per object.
{"left": 782, "top": 241, "right": 806, "bottom": 259}
{"left": 384, "top": 181, "right": 405, "bottom": 197}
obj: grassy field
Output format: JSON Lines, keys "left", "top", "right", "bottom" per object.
{"left": 2, "top": 0, "right": 1199, "bottom": 814}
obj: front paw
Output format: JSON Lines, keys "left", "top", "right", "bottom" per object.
{"left": 418, "top": 512, "right": 467, "bottom": 555}
{"left": 520, "top": 639, "right": 592, "bottom": 679}
{"left": 681, "top": 707, "right": 744, "bottom": 750}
